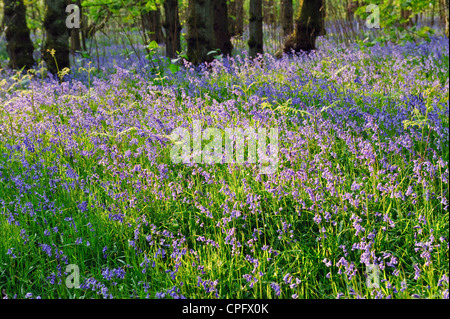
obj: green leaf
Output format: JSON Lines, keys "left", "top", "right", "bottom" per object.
{"left": 148, "top": 41, "right": 159, "bottom": 50}
{"left": 168, "top": 64, "right": 179, "bottom": 74}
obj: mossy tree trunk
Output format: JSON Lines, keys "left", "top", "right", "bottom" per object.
{"left": 282, "top": 0, "right": 325, "bottom": 54}
{"left": 43, "top": 0, "right": 70, "bottom": 76}
{"left": 186, "top": 0, "right": 215, "bottom": 65}
{"left": 4, "top": 0, "right": 35, "bottom": 70}
{"left": 163, "top": 0, "right": 181, "bottom": 58}
{"left": 248, "top": 0, "right": 263, "bottom": 59}
{"left": 280, "top": 0, "right": 293, "bottom": 36}
{"left": 401, "top": 8, "right": 413, "bottom": 27}
{"left": 229, "top": 0, "right": 244, "bottom": 37}
{"left": 213, "top": 0, "right": 233, "bottom": 56}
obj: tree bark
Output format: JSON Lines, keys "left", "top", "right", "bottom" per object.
{"left": 281, "top": 0, "right": 325, "bottom": 54}
{"left": 401, "top": 8, "right": 413, "bottom": 27}
{"left": 143, "top": 4, "right": 164, "bottom": 43}
{"left": 163, "top": 0, "right": 182, "bottom": 58}
{"left": 213, "top": 0, "right": 233, "bottom": 56}
{"left": 445, "top": 0, "right": 449, "bottom": 37}
{"left": 80, "top": 1, "right": 87, "bottom": 50}
{"left": 346, "top": 0, "right": 358, "bottom": 22}
{"left": 70, "top": 0, "right": 81, "bottom": 53}
{"left": 71, "top": 28, "right": 81, "bottom": 53}
{"left": 4, "top": 0, "right": 35, "bottom": 70}
{"left": 280, "top": 0, "right": 293, "bottom": 37}
{"left": 263, "top": 0, "right": 275, "bottom": 27}
{"left": 186, "top": 0, "right": 215, "bottom": 65}
{"left": 43, "top": 0, "right": 70, "bottom": 76}
{"left": 228, "top": 0, "right": 244, "bottom": 37}
{"left": 248, "top": 0, "right": 263, "bottom": 58}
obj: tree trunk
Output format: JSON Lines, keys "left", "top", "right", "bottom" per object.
{"left": 439, "top": 0, "right": 446, "bottom": 30}
{"left": 213, "top": 0, "right": 233, "bottom": 56}
{"left": 70, "top": 28, "right": 81, "bottom": 53}
{"left": 163, "top": 0, "right": 182, "bottom": 58}
{"left": 186, "top": 0, "right": 215, "bottom": 65}
{"left": 248, "top": 0, "right": 263, "bottom": 58}
{"left": 263, "top": 0, "right": 275, "bottom": 27}
{"left": 229, "top": 0, "right": 244, "bottom": 37}
{"left": 346, "top": 0, "right": 358, "bottom": 22}
{"left": 70, "top": 0, "right": 81, "bottom": 53}
{"left": 280, "top": 0, "right": 293, "bottom": 37}
{"left": 236, "top": 0, "right": 244, "bottom": 36}
{"left": 401, "top": 8, "right": 413, "bottom": 27}
{"left": 43, "top": 0, "right": 70, "bottom": 76}
{"left": 4, "top": 0, "right": 35, "bottom": 70}
{"left": 282, "top": 0, "right": 325, "bottom": 54}
{"left": 445, "top": 0, "right": 449, "bottom": 37}
{"left": 143, "top": 4, "right": 164, "bottom": 43}
{"left": 80, "top": 1, "right": 87, "bottom": 50}
{"left": 431, "top": 1, "right": 435, "bottom": 26}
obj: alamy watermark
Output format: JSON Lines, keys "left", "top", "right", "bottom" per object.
{"left": 169, "top": 121, "right": 279, "bottom": 174}
{"left": 366, "top": 264, "right": 380, "bottom": 288}
{"left": 66, "top": 4, "right": 80, "bottom": 29}
{"left": 65, "top": 264, "right": 80, "bottom": 289}
{"left": 65, "top": 3, "right": 379, "bottom": 30}
{"left": 365, "top": 4, "right": 380, "bottom": 29}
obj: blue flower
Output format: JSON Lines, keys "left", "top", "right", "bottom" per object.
{"left": 270, "top": 282, "right": 281, "bottom": 296}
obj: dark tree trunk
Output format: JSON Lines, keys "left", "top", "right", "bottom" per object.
{"left": 70, "top": 0, "right": 81, "bottom": 53}
{"left": 431, "top": 1, "right": 435, "bottom": 26}
{"left": 321, "top": 0, "right": 326, "bottom": 36}
{"left": 263, "top": 0, "right": 275, "bottom": 27}
{"left": 248, "top": 0, "right": 263, "bottom": 58}
{"left": 143, "top": 4, "right": 164, "bottom": 43}
{"left": 228, "top": 0, "right": 244, "bottom": 37}
{"left": 186, "top": 0, "right": 215, "bottom": 65}
{"left": 438, "top": 0, "right": 444, "bottom": 28}
{"left": 71, "top": 28, "right": 81, "bottom": 53}
{"left": 43, "top": 0, "right": 70, "bottom": 76}
{"left": 213, "top": 0, "right": 233, "bottom": 56}
{"left": 282, "top": 0, "right": 325, "bottom": 54}
{"left": 80, "top": 1, "right": 87, "bottom": 50}
{"left": 163, "top": 0, "right": 182, "bottom": 58}
{"left": 401, "top": 8, "right": 413, "bottom": 27}
{"left": 280, "top": 0, "right": 293, "bottom": 36}
{"left": 4, "top": 0, "right": 35, "bottom": 70}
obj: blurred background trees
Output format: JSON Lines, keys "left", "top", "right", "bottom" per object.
{"left": 185, "top": 0, "right": 215, "bottom": 65}
{"left": 280, "top": 0, "right": 293, "bottom": 36}
{"left": 229, "top": 0, "right": 244, "bottom": 37}
{"left": 3, "top": 0, "right": 35, "bottom": 69}
{"left": 280, "top": 0, "right": 325, "bottom": 55}
{"left": 0, "top": 0, "right": 448, "bottom": 71}
{"left": 214, "top": 0, "right": 233, "bottom": 57}
{"left": 43, "top": 0, "right": 70, "bottom": 75}
{"left": 163, "top": 0, "right": 181, "bottom": 58}
{"left": 248, "top": 0, "right": 263, "bottom": 58}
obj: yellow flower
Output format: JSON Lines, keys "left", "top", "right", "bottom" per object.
{"left": 47, "top": 49, "right": 56, "bottom": 57}
{"left": 57, "top": 67, "right": 71, "bottom": 80}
